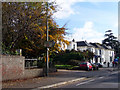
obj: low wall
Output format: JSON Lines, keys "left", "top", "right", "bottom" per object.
{"left": 2, "top": 55, "right": 25, "bottom": 81}
{"left": 2, "top": 55, "right": 43, "bottom": 81}
{"left": 23, "top": 69, "right": 43, "bottom": 78}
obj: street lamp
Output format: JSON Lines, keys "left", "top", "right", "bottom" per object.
{"left": 44, "top": 2, "right": 55, "bottom": 76}
{"left": 46, "top": 2, "right": 49, "bottom": 76}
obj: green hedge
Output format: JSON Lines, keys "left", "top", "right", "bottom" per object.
{"left": 55, "top": 65, "right": 80, "bottom": 70}
{"left": 55, "top": 65, "right": 72, "bottom": 69}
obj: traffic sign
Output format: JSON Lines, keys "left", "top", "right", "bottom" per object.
{"left": 44, "top": 41, "right": 55, "bottom": 48}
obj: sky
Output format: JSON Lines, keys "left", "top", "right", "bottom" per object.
{"left": 51, "top": 0, "right": 118, "bottom": 43}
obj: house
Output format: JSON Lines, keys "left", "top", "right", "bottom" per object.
{"left": 77, "top": 41, "right": 96, "bottom": 63}
{"left": 101, "top": 45, "right": 114, "bottom": 67}
{"left": 89, "top": 43, "right": 114, "bottom": 67}
{"left": 89, "top": 43, "right": 105, "bottom": 64}
{"left": 77, "top": 41, "right": 93, "bottom": 51}
{"left": 76, "top": 40, "right": 114, "bottom": 67}
{"left": 67, "top": 39, "right": 77, "bottom": 51}
{"left": 60, "top": 39, "right": 115, "bottom": 67}
{"left": 59, "top": 39, "right": 77, "bottom": 51}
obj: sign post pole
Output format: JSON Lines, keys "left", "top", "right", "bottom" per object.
{"left": 46, "top": 2, "right": 49, "bottom": 76}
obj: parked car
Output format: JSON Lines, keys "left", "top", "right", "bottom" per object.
{"left": 79, "top": 62, "right": 93, "bottom": 71}
{"left": 91, "top": 63, "right": 99, "bottom": 70}
{"left": 95, "top": 63, "right": 103, "bottom": 68}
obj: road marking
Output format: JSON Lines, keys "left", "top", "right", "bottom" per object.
{"left": 99, "top": 76, "right": 104, "bottom": 79}
{"left": 76, "top": 79, "right": 95, "bottom": 86}
{"left": 32, "top": 77, "right": 86, "bottom": 90}
{"left": 111, "top": 71, "right": 118, "bottom": 75}
{"left": 58, "top": 69, "right": 87, "bottom": 72}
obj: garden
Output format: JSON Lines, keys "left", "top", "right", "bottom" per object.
{"left": 50, "top": 49, "right": 94, "bottom": 70}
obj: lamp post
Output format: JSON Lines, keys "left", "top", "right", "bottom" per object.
{"left": 46, "top": 2, "right": 49, "bottom": 76}
{"left": 44, "top": 2, "right": 55, "bottom": 76}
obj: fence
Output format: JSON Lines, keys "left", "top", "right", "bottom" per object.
{"left": 25, "top": 59, "right": 44, "bottom": 68}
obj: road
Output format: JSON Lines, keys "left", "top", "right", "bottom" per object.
{"left": 54, "top": 70, "right": 119, "bottom": 89}
{"left": 2, "top": 68, "right": 119, "bottom": 89}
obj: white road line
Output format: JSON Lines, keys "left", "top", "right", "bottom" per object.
{"left": 99, "top": 76, "right": 104, "bottom": 79}
{"left": 111, "top": 71, "right": 118, "bottom": 75}
{"left": 76, "top": 79, "right": 95, "bottom": 86}
{"left": 31, "top": 77, "right": 86, "bottom": 90}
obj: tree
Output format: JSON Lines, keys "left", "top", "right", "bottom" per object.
{"left": 52, "top": 50, "right": 94, "bottom": 65}
{"left": 102, "top": 30, "right": 119, "bottom": 56}
{"left": 2, "top": 2, "right": 69, "bottom": 58}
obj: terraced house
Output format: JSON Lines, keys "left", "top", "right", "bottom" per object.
{"left": 65, "top": 40, "right": 114, "bottom": 67}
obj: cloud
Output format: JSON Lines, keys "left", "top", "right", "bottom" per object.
{"left": 51, "top": 0, "right": 118, "bottom": 19}
{"left": 67, "top": 21, "right": 104, "bottom": 43}
{"left": 52, "top": 0, "right": 84, "bottom": 19}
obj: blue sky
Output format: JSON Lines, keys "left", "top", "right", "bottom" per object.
{"left": 52, "top": 0, "right": 118, "bottom": 43}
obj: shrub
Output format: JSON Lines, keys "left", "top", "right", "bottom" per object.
{"left": 55, "top": 65, "right": 72, "bottom": 69}
{"left": 51, "top": 49, "right": 94, "bottom": 65}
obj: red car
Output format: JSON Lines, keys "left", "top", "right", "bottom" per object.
{"left": 79, "top": 62, "right": 93, "bottom": 71}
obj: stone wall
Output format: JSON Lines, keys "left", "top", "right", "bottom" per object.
{"left": 2, "top": 55, "right": 43, "bottom": 81}
{"left": 23, "top": 69, "right": 43, "bottom": 78}
{"left": 2, "top": 55, "right": 25, "bottom": 81}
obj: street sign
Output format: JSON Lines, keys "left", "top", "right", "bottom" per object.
{"left": 44, "top": 41, "right": 55, "bottom": 48}
{"left": 114, "top": 58, "right": 118, "bottom": 62}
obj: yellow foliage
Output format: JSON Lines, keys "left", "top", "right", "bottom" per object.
{"left": 2, "top": 2, "right": 69, "bottom": 55}
{"left": 38, "top": 35, "right": 41, "bottom": 37}
{"left": 25, "top": 47, "right": 33, "bottom": 51}
{"left": 29, "top": 15, "right": 32, "bottom": 19}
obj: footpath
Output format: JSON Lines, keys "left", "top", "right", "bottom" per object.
{"left": 2, "top": 67, "right": 118, "bottom": 89}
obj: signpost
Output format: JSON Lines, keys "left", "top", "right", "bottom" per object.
{"left": 44, "top": 41, "right": 55, "bottom": 48}
{"left": 46, "top": 2, "right": 49, "bottom": 77}
{"left": 45, "top": 2, "right": 55, "bottom": 76}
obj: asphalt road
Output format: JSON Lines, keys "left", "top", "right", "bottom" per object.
{"left": 2, "top": 68, "right": 119, "bottom": 89}
{"left": 54, "top": 70, "right": 119, "bottom": 89}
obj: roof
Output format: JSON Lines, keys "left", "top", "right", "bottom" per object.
{"left": 90, "top": 43, "right": 114, "bottom": 50}
{"left": 89, "top": 43, "right": 103, "bottom": 49}
{"left": 101, "top": 44, "right": 113, "bottom": 50}
{"left": 77, "top": 41, "right": 93, "bottom": 47}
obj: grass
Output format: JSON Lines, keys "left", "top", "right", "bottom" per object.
{"left": 55, "top": 65, "right": 72, "bottom": 69}
{"left": 55, "top": 65, "right": 80, "bottom": 70}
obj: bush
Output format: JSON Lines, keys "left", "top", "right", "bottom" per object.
{"left": 67, "top": 60, "right": 81, "bottom": 66}
{"left": 51, "top": 49, "right": 94, "bottom": 65}
{"left": 53, "top": 50, "right": 84, "bottom": 65}
{"left": 37, "top": 60, "right": 44, "bottom": 68}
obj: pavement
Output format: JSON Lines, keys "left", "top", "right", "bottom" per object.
{"left": 2, "top": 67, "right": 119, "bottom": 89}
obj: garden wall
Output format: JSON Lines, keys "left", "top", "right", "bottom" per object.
{"left": 2, "top": 55, "right": 25, "bottom": 81}
{"left": 1, "top": 55, "right": 43, "bottom": 81}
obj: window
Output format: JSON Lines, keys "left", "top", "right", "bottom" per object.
{"left": 99, "top": 50, "right": 101, "bottom": 55}
{"left": 100, "top": 58, "right": 102, "bottom": 63}
{"left": 73, "top": 44, "right": 75, "bottom": 50}
{"left": 110, "top": 57, "right": 112, "bottom": 62}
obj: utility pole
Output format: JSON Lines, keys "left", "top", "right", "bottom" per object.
{"left": 46, "top": 2, "right": 49, "bottom": 76}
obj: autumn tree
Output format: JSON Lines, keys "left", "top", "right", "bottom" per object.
{"left": 2, "top": 2, "right": 69, "bottom": 58}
